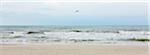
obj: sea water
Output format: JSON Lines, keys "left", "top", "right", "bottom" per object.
{"left": 0, "top": 25, "right": 149, "bottom": 44}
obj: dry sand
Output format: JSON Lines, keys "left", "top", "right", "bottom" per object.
{"left": 0, "top": 44, "right": 149, "bottom": 55}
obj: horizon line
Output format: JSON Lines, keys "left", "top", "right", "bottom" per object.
{"left": 0, "top": 1, "right": 148, "bottom": 3}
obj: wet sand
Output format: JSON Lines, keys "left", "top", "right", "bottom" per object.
{"left": 0, "top": 44, "right": 149, "bottom": 55}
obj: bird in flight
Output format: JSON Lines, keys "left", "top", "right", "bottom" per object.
{"left": 75, "top": 10, "right": 79, "bottom": 12}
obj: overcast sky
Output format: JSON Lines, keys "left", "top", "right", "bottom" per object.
{"left": 0, "top": 0, "right": 148, "bottom": 25}
{"left": 0, "top": 0, "right": 147, "bottom": 1}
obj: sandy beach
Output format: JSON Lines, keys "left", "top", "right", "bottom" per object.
{"left": 0, "top": 44, "right": 149, "bottom": 55}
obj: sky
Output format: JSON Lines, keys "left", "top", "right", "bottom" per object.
{"left": 0, "top": 0, "right": 147, "bottom": 2}
{"left": 0, "top": 0, "right": 148, "bottom": 25}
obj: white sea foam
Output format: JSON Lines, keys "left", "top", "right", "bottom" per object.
{"left": 0, "top": 25, "right": 149, "bottom": 44}
{"left": 0, "top": 31, "right": 149, "bottom": 44}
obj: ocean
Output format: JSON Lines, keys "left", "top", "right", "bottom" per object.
{"left": 0, "top": 25, "right": 149, "bottom": 44}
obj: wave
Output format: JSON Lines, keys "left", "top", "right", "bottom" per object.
{"left": 0, "top": 31, "right": 149, "bottom": 44}
{"left": 0, "top": 29, "right": 149, "bottom": 34}
{"left": 0, "top": 25, "right": 149, "bottom": 44}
